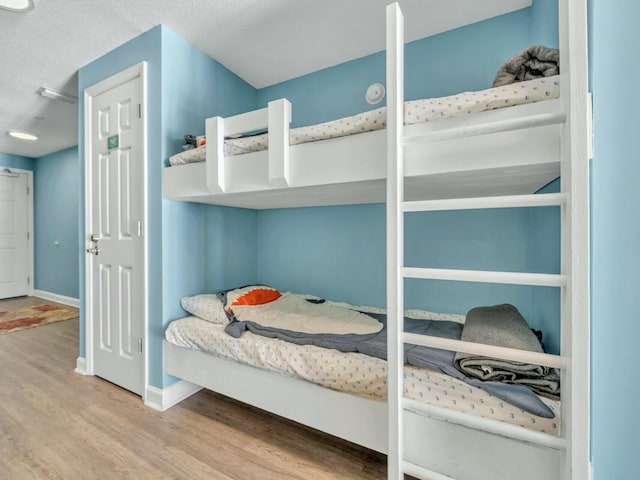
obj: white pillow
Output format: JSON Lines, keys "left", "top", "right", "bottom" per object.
{"left": 181, "top": 294, "right": 229, "bottom": 324}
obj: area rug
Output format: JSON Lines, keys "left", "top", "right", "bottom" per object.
{"left": 0, "top": 304, "right": 78, "bottom": 335}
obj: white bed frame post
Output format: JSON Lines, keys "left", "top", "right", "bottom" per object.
{"left": 206, "top": 116, "right": 226, "bottom": 194}
{"left": 559, "top": 0, "right": 591, "bottom": 478}
{"left": 268, "top": 99, "right": 292, "bottom": 188}
{"left": 386, "top": 3, "right": 404, "bottom": 480}
{"left": 205, "top": 99, "right": 292, "bottom": 194}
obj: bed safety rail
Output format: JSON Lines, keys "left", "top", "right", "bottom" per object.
{"left": 401, "top": 109, "right": 565, "bottom": 145}
{"left": 402, "top": 398, "right": 566, "bottom": 451}
{"left": 402, "top": 192, "right": 566, "bottom": 212}
{"left": 205, "top": 98, "right": 292, "bottom": 193}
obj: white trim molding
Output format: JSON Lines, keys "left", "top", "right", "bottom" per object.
{"left": 75, "top": 356, "right": 88, "bottom": 375}
{"left": 33, "top": 289, "right": 80, "bottom": 308}
{"left": 144, "top": 380, "right": 202, "bottom": 412}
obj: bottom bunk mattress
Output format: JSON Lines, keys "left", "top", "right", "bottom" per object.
{"left": 165, "top": 315, "right": 560, "bottom": 435}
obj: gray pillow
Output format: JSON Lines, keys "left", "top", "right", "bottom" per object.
{"left": 181, "top": 294, "right": 229, "bottom": 324}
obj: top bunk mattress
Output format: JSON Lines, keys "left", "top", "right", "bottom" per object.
{"left": 169, "top": 75, "right": 560, "bottom": 166}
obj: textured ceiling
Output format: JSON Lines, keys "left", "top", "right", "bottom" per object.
{"left": 0, "top": 0, "right": 530, "bottom": 158}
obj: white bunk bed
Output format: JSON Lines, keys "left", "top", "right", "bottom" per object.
{"left": 163, "top": 94, "right": 563, "bottom": 209}
{"left": 163, "top": 1, "right": 590, "bottom": 479}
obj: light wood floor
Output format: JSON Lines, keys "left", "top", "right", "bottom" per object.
{"left": 0, "top": 297, "right": 392, "bottom": 479}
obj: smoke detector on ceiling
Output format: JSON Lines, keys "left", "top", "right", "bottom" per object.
{"left": 0, "top": 0, "right": 34, "bottom": 12}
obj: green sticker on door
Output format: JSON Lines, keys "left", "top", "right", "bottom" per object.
{"left": 107, "top": 134, "right": 119, "bottom": 150}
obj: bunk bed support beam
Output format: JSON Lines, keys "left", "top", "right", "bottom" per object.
{"left": 206, "top": 116, "right": 225, "bottom": 193}
{"left": 386, "top": 3, "right": 404, "bottom": 480}
{"left": 559, "top": 0, "right": 591, "bottom": 478}
{"left": 268, "top": 99, "right": 292, "bottom": 188}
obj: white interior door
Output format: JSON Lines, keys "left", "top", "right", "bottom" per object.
{"left": 0, "top": 171, "right": 29, "bottom": 299}
{"left": 87, "top": 73, "right": 145, "bottom": 395}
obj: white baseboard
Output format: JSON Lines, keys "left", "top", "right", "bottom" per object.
{"left": 33, "top": 289, "right": 80, "bottom": 308}
{"left": 75, "top": 356, "right": 88, "bottom": 375}
{"left": 144, "top": 380, "right": 202, "bottom": 412}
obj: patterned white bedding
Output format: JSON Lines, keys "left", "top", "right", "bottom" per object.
{"left": 169, "top": 75, "right": 560, "bottom": 166}
{"left": 165, "top": 315, "right": 560, "bottom": 435}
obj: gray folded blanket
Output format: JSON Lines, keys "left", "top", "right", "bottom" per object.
{"left": 493, "top": 45, "right": 560, "bottom": 87}
{"left": 454, "top": 304, "right": 560, "bottom": 400}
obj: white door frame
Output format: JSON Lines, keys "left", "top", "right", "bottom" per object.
{"left": 83, "top": 62, "right": 148, "bottom": 398}
{"left": 0, "top": 166, "right": 34, "bottom": 297}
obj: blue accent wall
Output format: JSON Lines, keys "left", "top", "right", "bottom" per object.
{"left": 257, "top": 2, "right": 558, "bottom": 128}
{"left": 257, "top": 202, "right": 560, "bottom": 354}
{"left": 78, "top": 25, "right": 259, "bottom": 389}
{"left": 160, "top": 27, "right": 258, "bottom": 387}
{"left": 34, "top": 147, "right": 79, "bottom": 299}
{"left": 590, "top": 1, "right": 640, "bottom": 478}
{"left": 255, "top": 1, "right": 561, "bottom": 353}
{"left": 0, "top": 152, "right": 35, "bottom": 171}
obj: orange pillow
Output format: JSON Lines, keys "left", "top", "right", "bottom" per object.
{"left": 226, "top": 286, "right": 281, "bottom": 315}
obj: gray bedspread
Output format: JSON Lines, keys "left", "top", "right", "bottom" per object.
{"left": 493, "top": 45, "right": 559, "bottom": 87}
{"left": 454, "top": 304, "right": 560, "bottom": 400}
{"left": 224, "top": 301, "right": 556, "bottom": 418}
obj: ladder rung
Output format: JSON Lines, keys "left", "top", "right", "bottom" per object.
{"left": 402, "top": 267, "right": 566, "bottom": 287}
{"left": 403, "top": 332, "right": 564, "bottom": 369}
{"left": 401, "top": 111, "right": 565, "bottom": 145}
{"left": 402, "top": 398, "right": 566, "bottom": 451}
{"left": 402, "top": 193, "right": 566, "bottom": 213}
{"left": 402, "top": 460, "right": 456, "bottom": 480}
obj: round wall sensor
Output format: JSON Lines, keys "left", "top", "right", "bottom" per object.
{"left": 365, "top": 83, "right": 385, "bottom": 105}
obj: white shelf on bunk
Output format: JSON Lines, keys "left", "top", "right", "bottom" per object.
{"left": 163, "top": 98, "right": 563, "bottom": 210}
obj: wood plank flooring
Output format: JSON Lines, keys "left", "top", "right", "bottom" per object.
{"left": 0, "top": 297, "right": 391, "bottom": 479}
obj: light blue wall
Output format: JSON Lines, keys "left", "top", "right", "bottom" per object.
{"left": 589, "top": 1, "right": 640, "bottom": 478}
{"left": 257, "top": 201, "right": 561, "bottom": 353}
{"left": 34, "top": 147, "right": 79, "bottom": 299}
{"left": 0, "top": 152, "right": 35, "bottom": 171}
{"left": 79, "top": 25, "right": 261, "bottom": 388}
{"left": 255, "top": 1, "right": 561, "bottom": 353}
{"left": 257, "top": 1, "right": 558, "bottom": 127}
{"left": 1, "top": 150, "right": 80, "bottom": 300}
{"left": 160, "top": 27, "right": 258, "bottom": 387}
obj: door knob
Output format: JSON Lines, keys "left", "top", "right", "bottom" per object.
{"left": 86, "top": 246, "right": 100, "bottom": 256}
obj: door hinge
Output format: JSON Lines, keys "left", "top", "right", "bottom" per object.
{"left": 137, "top": 338, "right": 143, "bottom": 354}
{"left": 27, "top": 276, "right": 30, "bottom": 286}
{"left": 26, "top": 231, "right": 30, "bottom": 240}
{"left": 26, "top": 186, "right": 30, "bottom": 195}
{"left": 138, "top": 104, "right": 142, "bottom": 119}
{"left": 137, "top": 220, "right": 143, "bottom": 237}
{"left": 587, "top": 92, "right": 594, "bottom": 161}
